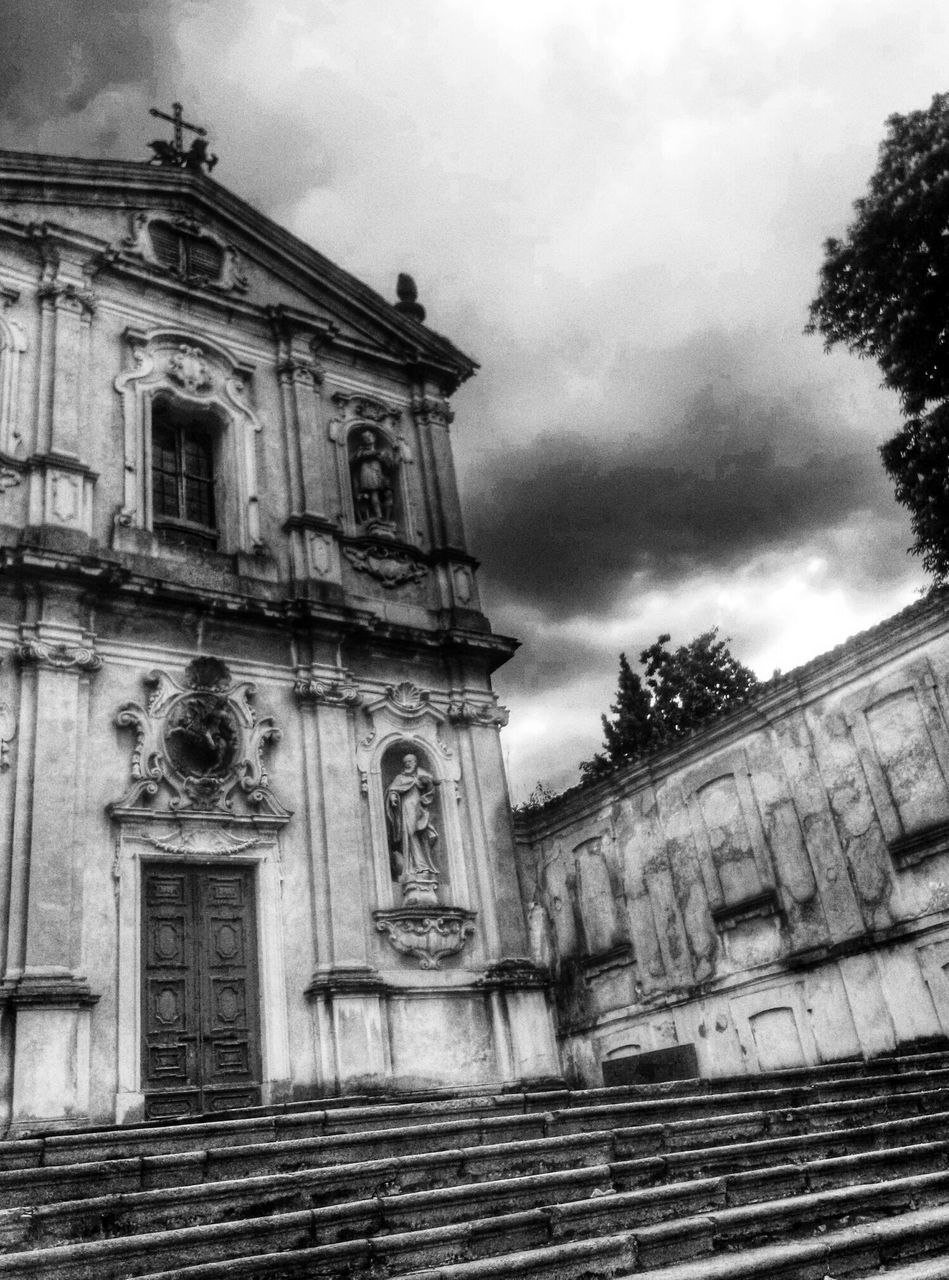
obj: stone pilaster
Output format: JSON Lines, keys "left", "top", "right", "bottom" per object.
{"left": 412, "top": 392, "right": 466, "bottom": 552}
{"left": 4, "top": 622, "right": 101, "bottom": 1128}
{"left": 296, "top": 676, "right": 388, "bottom": 1088}
{"left": 28, "top": 246, "right": 98, "bottom": 538}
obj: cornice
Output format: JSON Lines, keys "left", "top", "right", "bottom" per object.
{"left": 0, "top": 541, "right": 519, "bottom": 670}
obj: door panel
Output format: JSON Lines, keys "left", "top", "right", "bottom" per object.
{"left": 142, "top": 863, "right": 261, "bottom": 1119}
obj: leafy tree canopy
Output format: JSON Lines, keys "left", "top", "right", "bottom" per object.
{"left": 807, "top": 91, "right": 949, "bottom": 579}
{"left": 580, "top": 630, "right": 759, "bottom": 780}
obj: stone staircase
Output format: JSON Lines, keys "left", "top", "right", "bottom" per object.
{"left": 3, "top": 1055, "right": 949, "bottom": 1278}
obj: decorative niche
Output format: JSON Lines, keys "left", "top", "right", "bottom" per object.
{"left": 843, "top": 658, "right": 949, "bottom": 870}
{"left": 356, "top": 681, "right": 475, "bottom": 969}
{"left": 113, "top": 327, "right": 264, "bottom": 557}
{"left": 328, "top": 393, "right": 428, "bottom": 589}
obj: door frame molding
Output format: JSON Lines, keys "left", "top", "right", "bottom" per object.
{"left": 113, "top": 820, "right": 290, "bottom": 1124}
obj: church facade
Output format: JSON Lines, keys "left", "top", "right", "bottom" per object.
{"left": 0, "top": 147, "right": 558, "bottom": 1131}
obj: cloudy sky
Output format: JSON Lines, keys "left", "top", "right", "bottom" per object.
{"left": 0, "top": 0, "right": 943, "bottom": 796}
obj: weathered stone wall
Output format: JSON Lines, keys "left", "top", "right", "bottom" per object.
{"left": 515, "top": 591, "right": 949, "bottom": 1085}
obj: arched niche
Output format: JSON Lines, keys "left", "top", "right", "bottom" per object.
{"left": 347, "top": 421, "right": 403, "bottom": 536}
{"left": 114, "top": 326, "right": 263, "bottom": 554}
{"left": 328, "top": 393, "right": 414, "bottom": 541}
{"left": 355, "top": 683, "right": 467, "bottom": 911}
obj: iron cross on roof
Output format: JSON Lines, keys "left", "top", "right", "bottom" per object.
{"left": 147, "top": 101, "right": 218, "bottom": 174}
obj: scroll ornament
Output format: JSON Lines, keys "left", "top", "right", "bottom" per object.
{"left": 109, "top": 655, "right": 289, "bottom": 819}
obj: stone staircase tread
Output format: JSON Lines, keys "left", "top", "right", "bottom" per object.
{"left": 16, "top": 1134, "right": 949, "bottom": 1250}
{"left": 121, "top": 1194, "right": 949, "bottom": 1280}
{"left": 5, "top": 1105, "right": 949, "bottom": 1215}
{"left": 13, "top": 1051, "right": 949, "bottom": 1143}
{"left": 853, "top": 1258, "right": 949, "bottom": 1279}
{"left": 4, "top": 1157, "right": 949, "bottom": 1276}
{"left": 7, "top": 1065, "right": 949, "bottom": 1158}
{"left": 0, "top": 1161, "right": 615, "bottom": 1243}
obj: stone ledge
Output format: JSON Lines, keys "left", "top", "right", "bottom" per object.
{"left": 0, "top": 976, "right": 100, "bottom": 1009}
{"left": 711, "top": 889, "right": 781, "bottom": 932}
{"left": 890, "top": 819, "right": 949, "bottom": 869}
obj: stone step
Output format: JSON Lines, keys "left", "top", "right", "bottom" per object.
{"left": 3, "top": 1072, "right": 947, "bottom": 1174}
{"left": 4, "top": 1155, "right": 949, "bottom": 1278}
{"left": 27, "top": 1051, "right": 949, "bottom": 1142}
{"left": 851, "top": 1259, "right": 949, "bottom": 1279}
{"left": 86, "top": 1170, "right": 949, "bottom": 1280}
{"left": 5, "top": 1123, "right": 949, "bottom": 1253}
{"left": 4, "top": 1093, "right": 949, "bottom": 1216}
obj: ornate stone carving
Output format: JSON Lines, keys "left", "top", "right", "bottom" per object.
{"left": 36, "top": 281, "right": 96, "bottom": 317}
{"left": 110, "top": 656, "right": 290, "bottom": 820}
{"left": 144, "top": 825, "right": 261, "bottom": 856}
{"left": 0, "top": 468, "right": 21, "bottom": 491}
{"left": 15, "top": 640, "right": 101, "bottom": 672}
{"left": 447, "top": 698, "right": 510, "bottom": 729}
{"left": 168, "top": 344, "right": 213, "bottom": 394}
{"left": 412, "top": 394, "right": 454, "bottom": 428}
{"left": 331, "top": 393, "right": 401, "bottom": 427}
{"left": 293, "top": 674, "right": 362, "bottom": 707}
{"left": 343, "top": 542, "right": 427, "bottom": 588}
{"left": 121, "top": 211, "right": 248, "bottom": 293}
{"left": 0, "top": 697, "right": 15, "bottom": 769}
{"left": 386, "top": 681, "right": 430, "bottom": 712}
{"left": 373, "top": 906, "right": 476, "bottom": 970}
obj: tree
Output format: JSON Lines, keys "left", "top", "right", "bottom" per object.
{"left": 580, "top": 630, "right": 758, "bottom": 779}
{"left": 806, "top": 91, "right": 949, "bottom": 579}
{"left": 513, "top": 779, "right": 558, "bottom": 816}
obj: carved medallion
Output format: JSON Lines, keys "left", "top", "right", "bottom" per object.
{"left": 164, "top": 694, "right": 241, "bottom": 798}
{"left": 110, "top": 656, "right": 289, "bottom": 820}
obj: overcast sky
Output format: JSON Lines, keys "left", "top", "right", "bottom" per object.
{"left": 0, "top": 0, "right": 943, "bottom": 796}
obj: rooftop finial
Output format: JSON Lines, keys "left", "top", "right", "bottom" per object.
{"left": 147, "top": 101, "right": 218, "bottom": 174}
{"left": 395, "top": 273, "right": 426, "bottom": 322}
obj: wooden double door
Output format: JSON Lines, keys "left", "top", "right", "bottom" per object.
{"left": 142, "top": 863, "right": 262, "bottom": 1119}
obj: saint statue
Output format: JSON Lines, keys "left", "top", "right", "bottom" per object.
{"left": 385, "top": 752, "right": 439, "bottom": 896}
{"left": 351, "top": 428, "right": 395, "bottom": 524}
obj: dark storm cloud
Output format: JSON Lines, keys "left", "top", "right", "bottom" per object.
{"left": 0, "top": 0, "right": 156, "bottom": 122}
{"left": 0, "top": 0, "right": 268, "bottom": 172}
{"left": 465, "top": 389, "right": 896, "bottom": 622}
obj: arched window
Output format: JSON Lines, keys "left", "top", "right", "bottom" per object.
{"left": 114, "top": 330, "right": 264, "bottom": 557}
{"left": 150, "top": 394, "right": 221, "bottom": 547}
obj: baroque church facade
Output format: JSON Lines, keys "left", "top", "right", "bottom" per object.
{"left": 0, "top": 144, "right": 559, "bottom": 1131}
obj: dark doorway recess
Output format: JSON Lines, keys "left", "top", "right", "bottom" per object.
{"left": 141, "top": 862, "right": 262, "bottom": 1119}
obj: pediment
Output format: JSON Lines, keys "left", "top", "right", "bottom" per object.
{"left": 0, "top": 149, "right": 476, "bottom": 385}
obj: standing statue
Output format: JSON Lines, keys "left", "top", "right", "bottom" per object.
{"left": 351, "top": 429, "right": 395, "bottom": 524}
{"left": 386, "top": 752, "right": 439, "bottom": 900}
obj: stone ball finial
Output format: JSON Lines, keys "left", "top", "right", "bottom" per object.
{"left": 395, "top": 273, "right": 426, "bottom": 323}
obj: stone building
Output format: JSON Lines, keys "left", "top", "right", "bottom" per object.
{"left": 0, "top": 144, "right": 558, "bottom": 1131}
{"left": 515, "top": 589, "right": 949, "bottom": 1086}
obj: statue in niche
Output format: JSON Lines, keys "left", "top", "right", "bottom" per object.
{"left": 350, "top": 428, "right": 396, "bottom": 526}
{"left": 385, "top": 751, "right": 439, "bottom": 904}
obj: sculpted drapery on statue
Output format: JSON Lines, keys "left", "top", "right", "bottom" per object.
{"left": 350, "top": 428, "right": 396, "bottom": 526}
{"left": 385, "top": 751, "right": 440, "bottom": 904}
